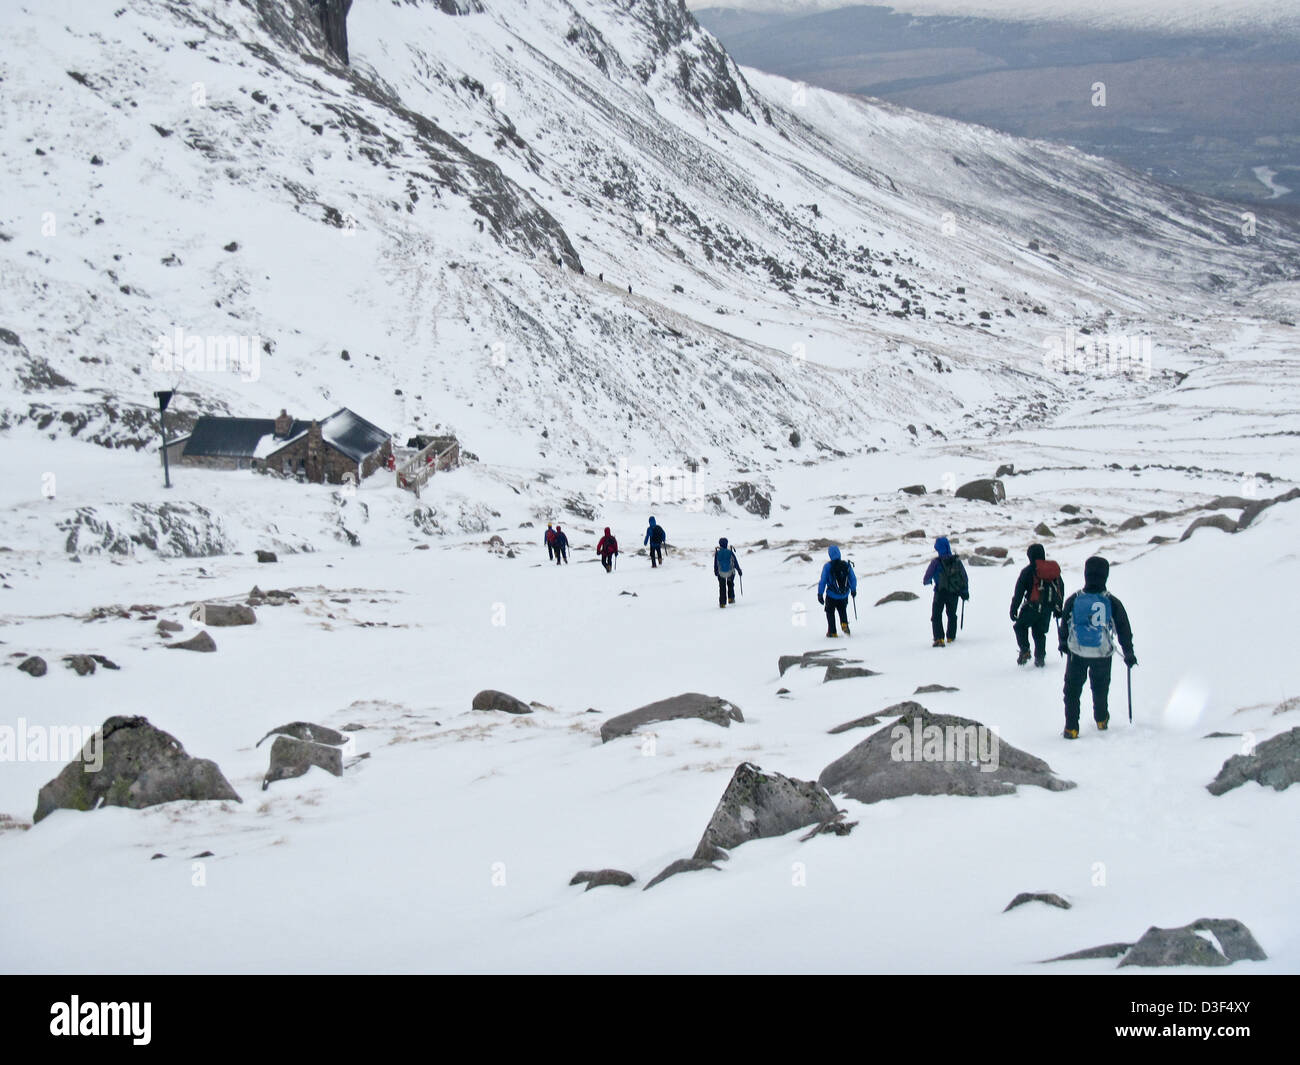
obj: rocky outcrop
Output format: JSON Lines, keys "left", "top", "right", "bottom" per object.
{"left": 192, "top": 603, "right": 256, "bottom": 627}
{"left": 167, "top": 631, "right": 217, "bottom": 653}
{"left": 569, "top": 869, "right": 635, "bottom": 891}
{"left": 262, "top": 734, "right": 344, "bottom": 790}
{"left": 1206, "top": 727, "right": 1300, "bottom": 795}
{"left": 875, "top": 590, "right": 918, "bottom": 606}
{"left": 1180, "top": 513, "right": 1237, "bottom": 540}
{"left": 643, "top": 857, "right": 721, "bottom": 890}
{"left": 1004, "top": 892, "right": 1071, "bottom": 912}
{"left": 955, "top": 478, "right": 1005, "bottom": 504}
{"left": 819, "top": 705, "right": 1074, "bottom": 804}
{"left": 33, "top": 716, "right": 240, "bottom": 823}
{"left": 600, "top": 693, "right": 742, "bottom": 742}
{"left": 1047, "top": 918, "right": 1266, "bottom": 967}
{"left": 472, "top": 690, "right": 533, "bottom": 715}
{"left": 257, "top": 722, "right": 347, "bottom": 748}
{"left": 693, "top": 763, "right": 838, "bottom": 859}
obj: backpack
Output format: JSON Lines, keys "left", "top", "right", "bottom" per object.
{"left": 828, "top": 558, "right": 852, "bottom": 596}
{"left": 650, "top": 525, "right": 665, "bottom": 545}
{"left": 545, "top": 528, "right": 556, "bottom": 545}
{"left": 937, "top": 556, "right": 968, "bottom": 596}
{"left": 1067, "top": 591, "right": 1114, "bottom": 658}
{"left": 1029, "top": 560, "right": 1064, "bottom": 614}
{"left": 716, "top": 548, "right": 735, "bottom": 576}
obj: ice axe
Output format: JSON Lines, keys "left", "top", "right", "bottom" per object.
{"left": 1127, "top": 663, "right": 1133, "bottom": 723}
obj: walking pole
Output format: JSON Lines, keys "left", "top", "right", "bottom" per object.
{"left": 960, "top": 598, "right": 965, "bottom": 631}
{"left": 852, "top": 593, "right": 858, "bottom": 620}
{"left": 1127, "top": 664, "right": 1133, "bottom": 723}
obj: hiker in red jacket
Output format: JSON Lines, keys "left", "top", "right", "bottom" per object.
{"left": 596, "top": 527, "right": 619, "bottom": 572}
{"left": 544, "top": 522, "right": 557, "bottom": 562}
{"left": 1009, "top": 543, "right": 1065, "bottom": 667}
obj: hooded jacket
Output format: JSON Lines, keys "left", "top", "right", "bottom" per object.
{"left": 714, "top": 537, "right": 741, "bottom": 578}
{"left": 818, "top": 545, "right": 857, "bottom": 600}
{"left": 644, "top": 517, "right": 665, "bottom": 547}
{"left": 922, "top": 537, "right": 966, "bottom": 594}
{"left": 1059, "top": 556, "right": 1135, "bottom": 659}
{"left": 596, "top": 528, "right": 618, "bottom": 556}
{"left": 1010, "top": 543, "right": 1061, "bottom": 618}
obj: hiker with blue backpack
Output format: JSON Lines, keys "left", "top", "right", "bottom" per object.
{"left": 922, "top": 536, "right": 969, "bottom": 646}
{"left": 817, "top": 545, "right": 857, "bottom": 637}
{"left": 644, "top": 516, "right": 666, "bottom": 568}
{"left": 1010, "top": 543, "right": 1064, "bottom": 667}
{"left": 714, "top": 538, "right": 742, "bottom": 607}
{"left": 1057, "top": 556, "right": 1137, "bottom": 738}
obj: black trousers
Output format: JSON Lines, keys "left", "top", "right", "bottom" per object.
{"left": 717, "top": 575, "right": 735, "bottom": 605}
{"left": 931, "top": 591, "right": 959, "bottom": 640}
{"left": 1064, "top": 653, "right": 1113, "bottom": 729}
{"left": 546, "top": 543, "right": 554, "bottom": 561}
{"left": 825, "top": 598, "right": 848, "bottom": 634}
{"left": 1014, "top": 605, "right": 1052, "bottom": 658}
{"left": 554, "top": 545, "right": 567, "bottom": 565}
{"left": 601, "top": 553, "right": 614, "bottom": 572}
{"left": 650, "top": 543, "right": 663, "bottom": 566}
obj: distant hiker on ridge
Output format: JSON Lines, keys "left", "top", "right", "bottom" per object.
{"left": 552, "top": 524, "right": 569, "bottom": 565}
{"left": 1058, "top": 556, "right": 1136, "bottom": 738}
{"left": 1009, "top": 543, "right": 1064, "bottom": 667}
{"left": 817, "top": 545, "right": 857, "bottom": 637}
{"left": 596, "top": 527, "right": 619, "bottom": 572}
{"left": 544, "top": 522, "right": 557, "bottom": 562}
{"left": 714, "top": 537, "right": 742, "bottom": 607}
{"left": 644, "top": 516, "right": 666, "bottom": 568}
{"left": 922, "top": 536, "right": 969, "bottom": 646}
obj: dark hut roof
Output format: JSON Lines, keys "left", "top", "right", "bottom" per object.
{"left": 182, "top": 417, "right": 308, "bottom": 459}
{"left": 267, "top": 408, "right": 389, "bottom": 463}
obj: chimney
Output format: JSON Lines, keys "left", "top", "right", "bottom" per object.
{"left": 274, "top": 409, "right": 292, "bottom": 438}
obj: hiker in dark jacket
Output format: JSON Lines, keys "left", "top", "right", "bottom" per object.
{"left": 817, "top": 545, "right": 857, "bottom": 637}
{"left": 713, "top": 537, "right": 742, "bottom": 607}
{"left": 1057, "top": 555, "right": 1136, "bottom": 738}
{"left": 544, "top": 522, "right": 556, "bottom": 561}
{"left": 552, "top": 524, "right": 569, "bottom": 565}
{"left": 596, "top": 527, "right": 619, "bottom": 572}
{"left": 922, "top": 536, "right": 968, "bottom": 646}
{"left": 1010, "top": 543, "right": 1065, "bottom": 667}
{"left": 643, "top": 516, "right": 666, "bottom": 567}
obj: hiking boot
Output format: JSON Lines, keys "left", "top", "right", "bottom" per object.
{"left": 1096, "top": 718, "right": 1109, "bottom": 731}
{"left": 718, "top": 602, "right": 726, "bottom": 609}
{"left": 1034, "top": 656, "right": 1046, "bottom": 668}
{"left": 827, "top": 631, "right": 838, "bottom": 638}
{"left": 728, "top": 597, "right": 735, "bottom": 604}
{"left": 1063, "top": 728, "right": 1079, "bottom": 740}
{"left": 1017, "top": 650, "right": 1031, "bottom": 666}
{"left": 841, "top": 623, "right": 850, "bottom": 635}
{"left": 932, "top": 638, "right": 946, "bottom": 648}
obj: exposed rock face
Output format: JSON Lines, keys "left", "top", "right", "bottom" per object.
{"left": 874, "top": 590, "right": 918, "bottom": 606}
{"left": 1207, "top": 727, "right": 1300, "bottom": 795}
{"left": 18, "top": 656, "right": 47, "bottom": 677}
{"left": 693, "top": 763, "right": 839, "bottom": 859}
{"left": 312, "top": 0, "right": 352, "bottom": 64}
{"left": 900, "top": 484, "right": 926, "bottom": 495}
{"left": 1180, "top": 513, "right": 1237, "bottom": 540}
{"left": 824, "top": 664, "right": 879, "bottom": 682}
{"left": 192, "top": 603, "right": 257, "bottom": 627}
{"left": 1237, "top": 486, "right": 1300, "bottom": 530}
{"left": 819, "top": 705, "right": 1074, "bottom": 804}
{"left": 643, "top": 857, "right": 721, "bottom": 890}
{"left": 1048, "top": 919, "right": 1266, "bottom": 967}
{"left": 569, "top": 869, "right": 635, "bottom": 891}
{"left": 257, "top": 722, "right": 348, "bottom": 748}
{"left": 167, "top": 630, "right": 217, "bottom": 653}
{"left": 955, "top": 478, "right": 1005, "bottom": 504}
{"left": 59, "top": 503, "right": 230, "bottom": 558}
{"left": 262, "top": 734, "right": 344, "bottom": 790}
{"left": 33, "top": 715, "right": 240, "bottom": 823}
{"left": 728, "top": 482, "right": 771, "bottom": 518}
{"left": 600, "top": 693, "right": 742, "bottom": 742}
{"left": 471, "top": 690, "right": 533, "bottom": 715}
{"left": 1005, "top": 892, "right": 1071, "bottom": 912}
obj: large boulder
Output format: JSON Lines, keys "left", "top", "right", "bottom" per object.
{"left": 1206, "top": 727, "right": 1300, "bottom": 795}
{"left": 693, "top": 763, "right": 839, "bottom": 859}
{"left": 192, "top": 603, "right": 256, "bottom": 626}
{"left": 1048, "top": 919, "right": 1266, "bottom": 967}
{"left": 18, "top": 656, "right": 48, "bottom": 677}
{"left": 600, "top": 693, "right": 742, "bottom": 743}
{"left": 471, "top": 689, "right": 532, "bottom": 715}
{"left": 262, "top": 735, "right": 344, "bottom": 790}
{"left": 166, "top": 630, "right": 217, "bottom": 652}
{"left": 33, "top": 715, "right": 240, "bottom": 823}
{"left": 819, "top": 705, "right": 1074, "bottom": 804}
{"left": 257, "top": 722, "right": 348, "bottom": 748}
{"left": 955, "top": 478, "right": 1006, "bottom": 504}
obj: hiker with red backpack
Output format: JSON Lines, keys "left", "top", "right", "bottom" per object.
{"left": 922, "top": 536, "right": 969, "bottom": 646}
{"left": 1010, "top": 543, "right": 1065, "bottom": 667}
{"left": 817, "top": 545, "right": 857, "bottom": 636}
{"left": 1057, "top": 556, "right": 1137, "bottom": 738}
{"left": 596, "top": 527, "right": 619, "bottom": 572}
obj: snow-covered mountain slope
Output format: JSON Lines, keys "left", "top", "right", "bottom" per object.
{"left": 3, "top": 0, "right": 1297, "bottom": 492}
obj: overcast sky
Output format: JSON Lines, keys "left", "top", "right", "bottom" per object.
{"left": 686, "top": 0, "right": 1300, "bottom": 34}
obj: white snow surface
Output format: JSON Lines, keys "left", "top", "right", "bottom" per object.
{"left": 0, "top": 0, "right": 1297, "bottom": 973}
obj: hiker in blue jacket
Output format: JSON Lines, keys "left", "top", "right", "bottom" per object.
{"left": 643, "top": 516, "right": 666, "bottom": 568}
{"left": 922, "top": 536, "right": 968, "bottom": 646}
{"left": 817, "top": 545, "right": 857, "bottom": 637}
{"left": 1057, "top": 556, "right": 1136, "bottom": 738}
{"left": 714, "top": 537, "right": 742, "bottom": 607}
